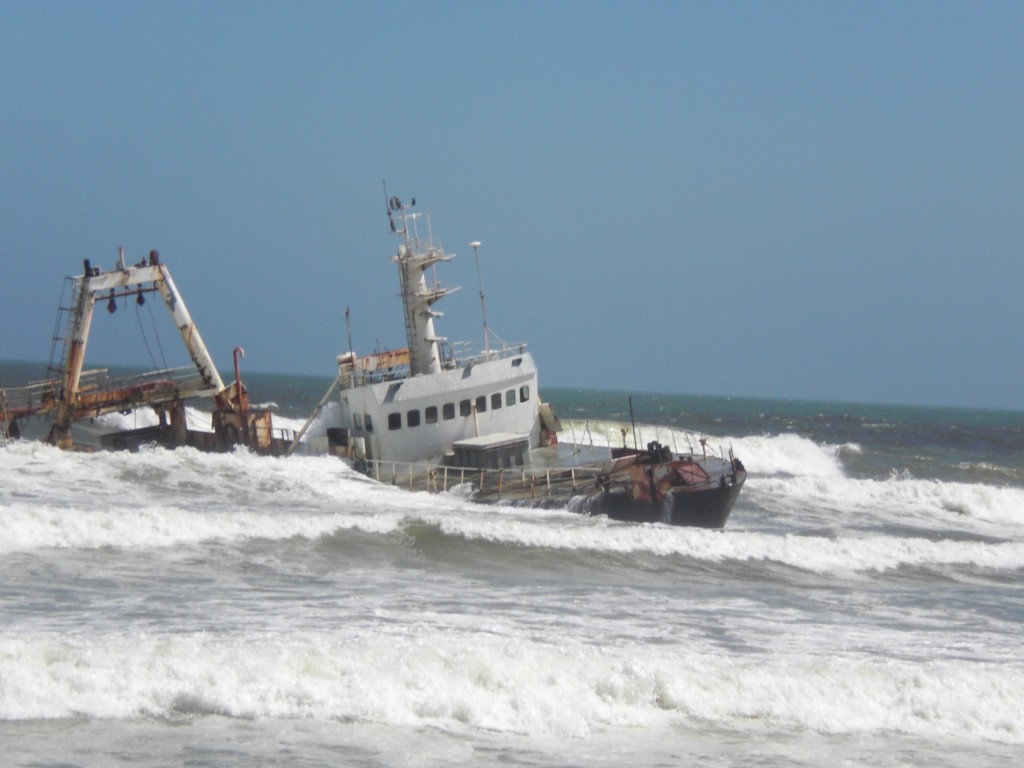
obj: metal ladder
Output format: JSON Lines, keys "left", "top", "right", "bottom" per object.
{"left": 45, "top": 275, "right": 80, "bottom": 389}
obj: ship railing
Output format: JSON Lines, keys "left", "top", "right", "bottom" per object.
{"left": 1, "top": 378, "right": 61, "bottom": 420}
{"left": 560, "top": 418, "right": 736, "bottom": 465}
{"left": 107, "top": 365, "right": 209, "bottom": 389}
{"left": 75, "top": 366, "right": 220, "bottom": 405}
{"left": 351, "top": 363, "right": 412, "bottom": 386}
{"left": 341, "top": 341, "right": 529, "bottom": 388}
{"left": 441, "top": 341, "right": 529, "bottom": 371}
{"left": 262, "top": 425, "right": 299, "bottom": 455}
{"left": 0, "top": 369, "right": 166, "bottom": 421}
{"left": 2, "top": 365, "right": 219, "bottom": 426}
{"left": 363, "top": 457, "right": 605, "bottom": 501}
{"left": 71, "top": 365, "right": 212, "bottom": 394}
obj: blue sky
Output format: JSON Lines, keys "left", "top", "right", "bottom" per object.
{"left": 1, "top": 1, "right": 1021, "bottom": 410}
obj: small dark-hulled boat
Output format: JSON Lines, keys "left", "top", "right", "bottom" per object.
{"left": 573, "top": 441, "right": 746, "bottom": 528}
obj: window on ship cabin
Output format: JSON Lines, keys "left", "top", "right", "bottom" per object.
{"left": 476, "top": 395, "right": 487, "bottom": 413}
{"left": 407, "top": 409, "right": 421, "bottom": 427}
{"left": 354, "top": 413, "right": 363, "bottom": 431}
{"left": 506, "top": 389, "right": 515, "bottom": 406}
{"left": 491, "top": 393, "right": 502, "bottom": 410}
{"left": 425, "top": 406, "right": 438, "bottom": 424}
{"left": 443, "top": 403, "right": 456, "bottom": 420}
{"left": 388, "top": 412, "right": 401, "bottom": 430}
{"left": 365, "top": 414, "right": 374, "bottom": 432}
{"left": 519, "top": 385, "right": 530, "bottom": 402}
{"left": 460, "top": 399, "right": 472, "bottom": 416}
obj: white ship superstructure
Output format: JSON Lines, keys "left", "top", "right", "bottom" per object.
{"left": 334, "top": 197, "right": 541, "bottom": 465}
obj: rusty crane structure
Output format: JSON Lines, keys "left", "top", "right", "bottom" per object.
{"left": 1, "top": 250, "right": 288, "bottom": 453}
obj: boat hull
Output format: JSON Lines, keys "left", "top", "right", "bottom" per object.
{"left": 577, "top": 469, "right": 746, "bottom": 528}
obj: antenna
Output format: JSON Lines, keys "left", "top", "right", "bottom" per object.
{"left": 345, "top": 304, "right": 353, "bottom": 357}
{"left": 470, "top": 241, "right": 489, "bottom": 355}
{"left": 383, "top": 180, "right": 397, "bottom": 233}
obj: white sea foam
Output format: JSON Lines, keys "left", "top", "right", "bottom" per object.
{"left": 94, "top": 405, "right": 213, "bottom": 433}
{"left": 0, "top": 441, "right": 410, "bottom": 552}
{"left": 3, "top": 414, "right": 1022, "bottom": 766}
{"left": 729, "top": 433, "right": 852, "bottom": 478}
{"left": 281, "top": 400, "right": 342, "bottom": 438}
{"left": 752, "top": 473, "right": 1024, "bottom": 531}
{"left": 575, "top": 421, "right": 1024, "bottom": 533}
{"left": 425, "top": 512, "right": 1024, "bottom": 574}
{"left": 6, "top": 483, "right": 1022, "bottom": 574}
{"left": 0, "top": 631, "right": 1019, "bottom": 744}
{"left": 95, "top": 405, "right": 315, "bottom": 441}
{"left": 3, "top": 440, "right": 1022, "bottom": 574}
{"left": 562, "top": 419, "right": 850, "bottom": 478}
{"left": 0, "top": 499, "right": 404, "bottom": 553}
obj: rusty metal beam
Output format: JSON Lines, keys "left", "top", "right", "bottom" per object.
{"left": 45, "top": 251, "right": 226, "bottom": 448}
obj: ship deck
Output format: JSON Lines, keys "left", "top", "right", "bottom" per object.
{"left": 364, "top": 442, "right": 612, "bottom": 501}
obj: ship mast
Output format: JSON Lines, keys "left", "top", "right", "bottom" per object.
{"left": 387, "top": 196, "right": 459, "bottom": 376}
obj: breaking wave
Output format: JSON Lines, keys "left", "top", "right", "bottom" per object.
{"left": 1, "top": 631, "right": 1020, "bottom": 744}
{"left": 1, "top": 441, "right": 1020, "bottom": 577}
{"left": 562, "top": 419, "right": 851, "bottom": 478}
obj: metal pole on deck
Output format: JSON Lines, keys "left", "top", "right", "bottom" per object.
{"left": 470, "top": 241, "right": 489, "bottom": 355}
{"left": 629, "top": 396, "right": 638, "bottom": 450}
{"left": 286, "top": 376, "right": 341, "bottom": 456}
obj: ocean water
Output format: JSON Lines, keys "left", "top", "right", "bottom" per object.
{"left": 2, "top": 363, "right": 1023, "bottom": 766}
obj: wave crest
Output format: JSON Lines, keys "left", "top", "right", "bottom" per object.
{"left": 2, "top": 633, "right": 1020, "bottom": 744}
